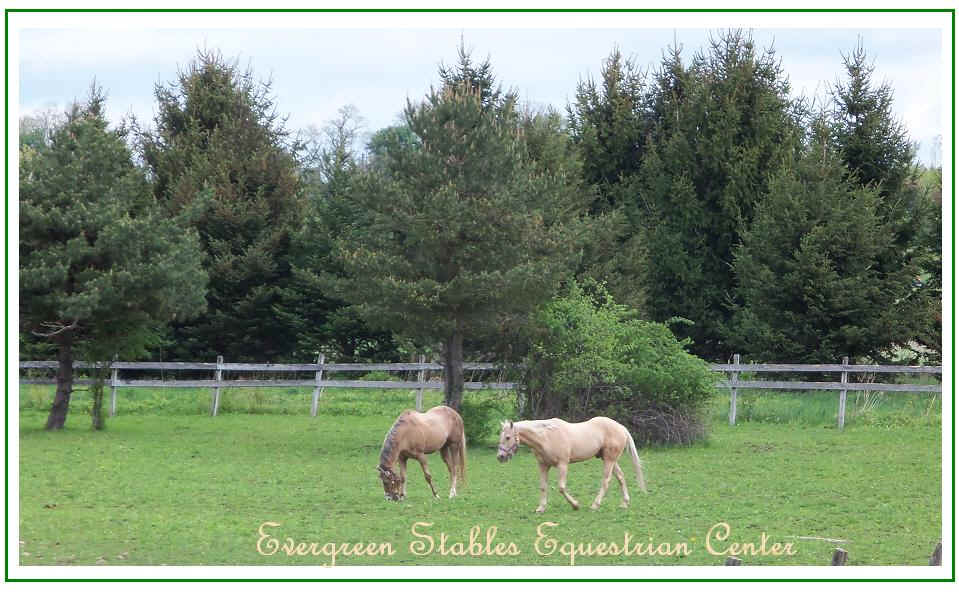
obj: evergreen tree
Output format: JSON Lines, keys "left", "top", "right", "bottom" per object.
{"left": 639, "top": 30, "right": 803, "bottom": 359}
{"left": 329, "top": 54, "right": 584, "bottom": 411}
{"left": 278, "top": 108, "right": 400, "bottom": 362}
{"left": 830, "top": 41, "right": 915, "bottom": 201}
{"left": 135, "top": 49, "right": 302, "bottom": 362}
{"left": 20, "top": 87, "right": 207, "bottom": 430}
{"left": 567, "top": 47, "right": 650, "bottom": 214}
{"left": 830, "top": 42, "right": 940, "bottom": 363}
{"left": 566, "top": 48, "right": 651, "bottom": 311}
{"left": 731, "top": 118, "right": 919, "bottom": 363}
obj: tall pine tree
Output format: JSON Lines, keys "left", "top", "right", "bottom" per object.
{"left": 20, "top": 87, "right": 207, "bottom": 429}
{"left": 328, "top": 53, "right": 584, "bottom": 411}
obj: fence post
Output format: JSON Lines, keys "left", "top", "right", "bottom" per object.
{"left": 729, "top": 354, "right": 740, "bottom": 425}
{"left": 210, "top": 355, "right": 224, "bottom": 416}
{"left": 929, "top": 540, "right": 942, "bottom": 566}
{"left": 838, "top": 357, "right": 849, "bottom": 431}
{"left": 311, "top": 353, "right": 325, "bottom": 417}
{"left": 416, "top": 354, "right": 426, "bottom": 411}
{"left": 109, "top": 354, "right": 119, "bottom": 417}
{"left": 831, "top": 547, "right": 848, "bottom": 565}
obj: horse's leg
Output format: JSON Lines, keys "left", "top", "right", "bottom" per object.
{"left": 440, "top": 445, "right": 457, "bottom": 498}
{"left": 591, "top": 458, "right": 616, "bottom": 510}
{"left": 535, "top": 461, "right": 550, "bottom": 513}
{"left": 556, "top": 462, "right": 580, "bottom": 510}
{"left": 399, "top": 457, "right": 409, "bottom": 499}
{"left": 613, "top": 463, "right": 630, "bottom": 508}
{"left": 414, "top": 453, "right": 439, "bottom": 499}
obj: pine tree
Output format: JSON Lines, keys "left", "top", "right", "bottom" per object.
{"left": 329, "top": 54, "right": 584, "bottom": 411}
{"left": 135, "top": 49, "right": 302, "bottom": 362}
{"left": 20, "top": 86, "right": 207, "bottom": 430}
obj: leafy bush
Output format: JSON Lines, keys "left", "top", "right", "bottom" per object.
{"left": 519, "top": 282, "right": 719, "bottom": 445}
{"left": 460, "top": 393, "right": 516, "bottom": 446}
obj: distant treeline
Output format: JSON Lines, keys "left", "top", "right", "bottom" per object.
{"left": 20, "top": 29, "right": 941, "bottom": 376}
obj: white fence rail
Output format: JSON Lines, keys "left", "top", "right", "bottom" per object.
{"left": 19, "top": 354, "right": 940, "bottom": 430}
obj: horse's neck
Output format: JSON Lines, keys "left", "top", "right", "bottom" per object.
{"left": 514, "top": 421, "right": 550, "bottom": 453}
{"left": 380, "top": 418, "right": 410, "bottom": 468}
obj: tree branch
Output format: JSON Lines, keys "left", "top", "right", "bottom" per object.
{"left": 32, "top": 318, "right": 79, "bottom": 338}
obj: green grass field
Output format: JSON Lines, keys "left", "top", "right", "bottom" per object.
{"left": 17, "top": 385, "right": 943, "bottom": 567}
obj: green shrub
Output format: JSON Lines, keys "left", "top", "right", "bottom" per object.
{"left": 519, "top": 282, "right": 719, "bottom": 445}
{"left": 460, "top": 393, "right": 516, "bottom": 446}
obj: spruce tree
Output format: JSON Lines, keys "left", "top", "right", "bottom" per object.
{"left": 278, "top": 109, "right": 400, "bottom": 362}
{"left": 830, "top": 41, "right": 915, "bottom": 201}
{"left": 639, "top": 30, "right": 803, "bottom": 359}
{"left": 566, "top": 48, "right": 651, "bottom": 311}
{"left": 20, "top": 87, "right": 207, "bottom": 429}
{"left": 731, "top": 118, "right": 919, "bottom": 363}
{"left": 830, "top": 42, "right": 939, "bottom": 363}
{"left": 136, "top": 49, "right": 301, "bottom": 362}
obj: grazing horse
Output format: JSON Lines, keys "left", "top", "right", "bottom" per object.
{"left": 496, "top": 417, "right": 647, "bottom": 512}
{"left": 377, "top": 405, "right": 467, "bottom": 501}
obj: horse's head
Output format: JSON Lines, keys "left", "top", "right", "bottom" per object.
{"left": 377, "top": 464, "right": 404, "bottom": 501}
{"left": 497, "top": 420, "right": 520, "bottom": 463}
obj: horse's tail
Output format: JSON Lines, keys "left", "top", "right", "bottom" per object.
{"left": 625, "top": 429, "right": 648, "bottom": 493}
{"left": 458, "top": 422, "right": 467, "bottom": 487}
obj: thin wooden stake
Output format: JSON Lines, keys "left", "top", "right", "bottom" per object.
{"left": 838, "top": 357, "right": 849, "bottom": 431}
{"left": 929, "top": 541, "right": 942, "bottom": 566}
{"left": 109, "top": 353, "right": 119, "bottom": 417}
{"left": 210, "top": 355, "right": 224, "bottom": 416}
{"left": 311, "top": 353, "right": 325, "bottom": 417}
{"left": 831, "top": 547, "right": 848, "bottom": 566}
{"left": 729, "top": 354, "right": 740, "bottom": 425}
{"left": 415, "top": 354, "right": 425, "bottom": 411}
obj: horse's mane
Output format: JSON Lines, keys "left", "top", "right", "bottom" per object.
{"left": 380, "top": 410, "right": 414, "bottom": 466}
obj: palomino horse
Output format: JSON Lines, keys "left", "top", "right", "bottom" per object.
{"left": 496, "top": 417, "right": 647, "bottom": 512}
{"left": 377, "top": 405, "right": 467, "bottom": 501}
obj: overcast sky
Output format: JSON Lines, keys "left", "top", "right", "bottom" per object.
{"left": 13, "top": 13, "right": 948, "bottom": 166}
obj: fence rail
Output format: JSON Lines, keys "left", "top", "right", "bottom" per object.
{"left": 19, "top": 354, "right": 940, "bottom": 428}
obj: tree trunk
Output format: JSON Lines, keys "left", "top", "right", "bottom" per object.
{"left": 45, "top": 338, "right": 74, "bottom": 430}
{"left": 442, "top": 330, "right": 464, "bottom": 412}
{"left": 90, "top": 372, "right": 106, "bottom": 431}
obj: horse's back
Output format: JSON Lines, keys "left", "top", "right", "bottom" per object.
{"left": 566, "top": 417, "right": 628, "bottom": 461}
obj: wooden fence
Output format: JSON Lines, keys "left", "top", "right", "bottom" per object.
{"left": 18, "top": 355, "right": 511, "bottom": 417}
{"left": 19, "top": 354, "right": 941, "bottom": 429}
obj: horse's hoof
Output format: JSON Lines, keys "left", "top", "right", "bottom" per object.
{"left": 570, "top": 503, "right": 580, "bottom": 510}
{"left": 619, "top": 502, "right": 629, "bottom": 509}
{"left": 590, "top": 503, "right": 600, "bottom": 510}
{"left": 535, "top": 507, "right": 546, "bottom": 514}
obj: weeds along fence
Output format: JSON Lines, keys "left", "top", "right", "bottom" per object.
{"left": 19, "top": 353, "right": 941, "bottom": 430}
{"left": 717, "top": 354, "right": 941, "bottom": 430}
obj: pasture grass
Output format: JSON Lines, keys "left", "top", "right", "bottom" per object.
{"left": 17, "top": 384, "right": 943, "bottom": 568}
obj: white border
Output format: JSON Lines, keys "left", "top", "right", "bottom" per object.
{"left": 4, "top": 2, "right": 953, "bottom": 586}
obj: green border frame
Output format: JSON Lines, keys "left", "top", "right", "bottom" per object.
{"left": 4, "top": 6, "right": 955, "bottom": 584}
